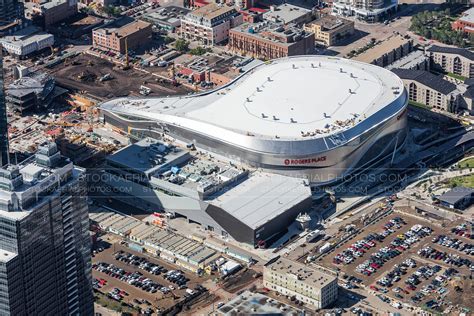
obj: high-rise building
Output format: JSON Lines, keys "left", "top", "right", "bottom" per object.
{"left": 0, "top": 55, "right": 9, "bottom": 167}
{"left": 0, "top": 142, "right": 93, "bottom": 315}
{"left": 332, "top": 0, "right": 398, "bottom": 22}
{"left": 0, "top": 0, "right": 21, "bottom": 24}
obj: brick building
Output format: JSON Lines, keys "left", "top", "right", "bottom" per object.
{"left": 32, "top": 0, "right": 78, "bottom": 27}
{"left": 92, "top": 17, "right": 152, "bottom": 54}
{"left": 228, "top": 22, "right": 314, "bottom": 60}
{"left": 452, "top": 7, "right": 474, "bottom": 35}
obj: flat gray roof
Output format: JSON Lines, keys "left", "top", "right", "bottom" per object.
{"left": 106, "top": 138, "right": 191, "bottom": 176}
{"left": 211, "top": 172, "right": 311, "bottom": 229}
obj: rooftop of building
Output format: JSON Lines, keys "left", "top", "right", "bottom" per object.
{"left": 142, "top": 6, "right": 190, "bottom": 26}
{"left": 386, "top": 50, "right": 428, "bottom": 70}
{"left": 306, "top": 15, "right": 353, "bottom": 31}
{"left": 265, "top": 256, "right": 336, "bottom": 288}
{"left": 100, "top": 56, "right": 404, "bottom": 140}
{"left": 457, "top": 7, "right": 474, "bottom": 25}
{"left": 7, "top": 72, "right": 54, "bottom": 98}
{"left": 262, "top": 3, "right": 311, "bottom": 24}
{"left": 230, "top": 21, "right": 311, "bottom": 46}
{"left": 39, "top": 0, "right": 68, "bottom": 10}
{"left": 352, "top": 35, "right": 411, "bottom": 64}
{"left": 0, "top": 143, "right": 80, "bottom": 218}
{"left": 438, "top": 187, "right": 474, "bottom": 205}
{"left": 210, "top": 172, "right": 310, "bottom": 229}
{"left": 188, "top": 3, "right": 236, "bottom": 20}
{"left": 0, "top": 26, "right": 53, "bottom": 46}
{"left": 427, "top": 45, "right": 474, "bottom": 61}
{"left": 217, "top": 290, "right": 302, "bottom": 315}
{"left": 0, "top": 249, "right": 17, "bottom": 264}
{"left": 106, "top": 138, "right": 191, "bottom": 177}
{"left": 90, "top": 210, "right": 217, "bottom": 264}
{"left": 153, "top": 155, "right": 246, "bottom": 195}
{"left": 93, "top": 17, "right": 151, "bottom": 37}
{"left": 391, "top": 68, "right": 457, "bottom": 95}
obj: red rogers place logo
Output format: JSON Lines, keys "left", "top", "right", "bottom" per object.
{"left": 284, "top": 156, "right": 326, "bottom": 165}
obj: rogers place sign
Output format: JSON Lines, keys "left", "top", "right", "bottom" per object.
{"left": 284, "top": 156, "right": 326, "bottom": 165}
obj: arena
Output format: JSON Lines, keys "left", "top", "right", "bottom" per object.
{"left": 100, "top": 56, "right": 408, "bottom": 184}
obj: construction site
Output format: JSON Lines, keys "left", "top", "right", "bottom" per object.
{"left": 2, "top": 45, "right": 194, "bottom": 167}
{"left": 47, "top": 53, "right": 190, "bottom": 100}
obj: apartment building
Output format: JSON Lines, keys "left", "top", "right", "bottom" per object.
{"left": 427, "top": 45, "right": 474, "bottom": 79}
{"left": 392, "top": 68, "right": 460, "bottom": 113}
{"left": 353, "top": 34, "right": 412, "bottom": 67}
{"left": 304, "top": 15, "right": 354, "bottom": 46}
{"left": 228, "top": 22, "right": 314, "bottom": 60}
{"left": 92, "top": 17, "right": 152, "bottom": 54}
{"left": 0, "top": 142, "right": 93, "bottom": 315}
{"left": 263, "top": 257, "right": 338, "bottom": 309}
{"left": 452, "top": 7, "right": 474, "bottom": 35}
{"left": 180, "top": 3, "right": 243, "bottom": 45}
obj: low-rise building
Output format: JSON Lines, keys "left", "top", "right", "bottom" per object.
{"left": 32, "top": 0, "right": 78, "bottom": 27}
{"left": 427, "top": 45, "right": 474, "bottom": 79}
{"left": 452, "top": 7, "right": 474, "bottom": 35}
{"left": 0, "top": 26, "right": 54, "bottom": 57}
{"left": 438, "top": 187, "right": 473, "bottom": 210}
{"left": 262, "top": 4, "right": 313, "bottom": 26}
{"left": 217, "top": 290, "right": 303, "bottom": 315}
{"left": 180, "top": 3, "right": 243, "bottom": 45}
{"left": 352, "top": 34, "right": 412, "bottom": 67}
{"left": 303, "top": 15, "right": 354, "bottom": 46}
{"left": 386, "top": 50, "right": 429, "bottom": 71}
{"left": 263, "top": 256, "right": 338, "bottom": 309}
{"left": 92, "top": 17, "right": 152, "bottom": 54}
{"left": 228, "top": 22, "right": 314, "bottom": 60}
{"left": 392, "top": 68, "right": 460, "bottom": 113}
{"left": 141, "top": 6, "right": 190, "bottom": 32}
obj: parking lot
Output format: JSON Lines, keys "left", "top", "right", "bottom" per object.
{"left": 92, "top": 242, "right": 211, "bottom": 314}
{"left": 319, "top": 211, "right": 474, "bottom": 313}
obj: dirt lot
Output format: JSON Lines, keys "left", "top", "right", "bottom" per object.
{"left": 92, "top": 241, "right": 211, "bottom": 313}
{"left": 319, "top": 211, "right": 474, "bottom": 313}
{"left": 48, "top": 54, "right": 190, "bottom": 100}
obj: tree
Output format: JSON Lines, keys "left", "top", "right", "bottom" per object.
{"left": 174, "top": 39, "right": 189, "bottom": 52}
{"left": 189, "top": 46, "right": 211, "bottom": 55}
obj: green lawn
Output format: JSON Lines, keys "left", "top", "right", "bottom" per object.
{"left": 94, "top": 292, "right": 136, "bottom": 314}
{"left": 408, "top": 100, "right": 431, "bottom": 109}
{"left": 457, "top": 157, "right": 474, "bottom": 169}
{"left": 447, "top": 72, "right": 467, "bottom": 81}
{"left": 448, "top": 174, "right": 474, "bottom": 189}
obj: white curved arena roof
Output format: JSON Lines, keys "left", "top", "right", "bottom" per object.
{"left": 101, "top": 56, "right": 405, "bottom": 140}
